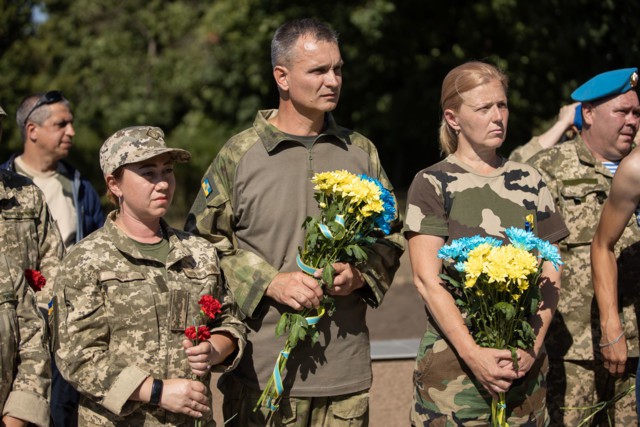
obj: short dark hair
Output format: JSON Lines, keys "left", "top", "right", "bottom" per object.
{"left": 271, "top": 18, "right": 339, "bottom": 69}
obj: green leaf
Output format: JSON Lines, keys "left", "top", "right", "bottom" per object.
{"left": 310, "top": 330, "right": 320, "bottom": 345}
{"left": 275, "top": 313, "right": 288, "bottom": 337}
{"left": 439, "top": 274, "right": 463, "bottom": 290}
{"left": 509, "top": 346, "right": 519, "bottom": 371}
{"left": 351, "top": 245, "right": 368, "bottom": 262}
{"left": 322, "top": 263, "right": 336, "bottom": 288}
{"left": 494, "top": 302, "right": 516, "bottom": 321}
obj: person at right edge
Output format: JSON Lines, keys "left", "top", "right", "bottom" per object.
{"left": 527, "top": 67, "right": 640, "bottom": 425}
{"left": 404, "top": 61, "right": 568, "bottom": 426}
{"left": 185, "top": 18, "right": 403, "bottom": 427}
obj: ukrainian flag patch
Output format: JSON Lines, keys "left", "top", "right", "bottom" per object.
{"left": 202, "top": 178, "right": 212, "bottom": 197}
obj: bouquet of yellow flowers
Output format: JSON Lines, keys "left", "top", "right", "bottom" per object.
{"left": 255, "top": 170, "right": 396, "bottom": 414}
{"left": 437, "top": 225, "right": 562, "bottom": 427}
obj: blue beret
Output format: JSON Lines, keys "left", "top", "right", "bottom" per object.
{"left": 571, "top": 67, "right": 638, "bottom": 102}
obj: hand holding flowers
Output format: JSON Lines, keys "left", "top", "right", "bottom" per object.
{"left": 437, "top": 226, "right": 562, "bottom": 426}
{"left": 182, "top": 295, "right": 222, "bottom": 426}
{"left": 256, "top": 170, "right": 396, "bottom": 414}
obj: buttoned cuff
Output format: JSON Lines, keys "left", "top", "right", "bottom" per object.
{"left": 3, "top": 390, "right": 50, "bottom": 427}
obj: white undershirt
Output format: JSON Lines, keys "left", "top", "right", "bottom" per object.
{"left": 15, "top": 156, "right": 77, "bottom": 246}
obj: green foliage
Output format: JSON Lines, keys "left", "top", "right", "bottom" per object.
{"left": 2, "top": 0, "right": 640, "bottom": 218}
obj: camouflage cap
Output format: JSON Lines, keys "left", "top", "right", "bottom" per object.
{"left": 100, "top": 126, "right": 191, "bottom": 175}
{"left": 0, "top": 105, "right": 6, "bottom": 119}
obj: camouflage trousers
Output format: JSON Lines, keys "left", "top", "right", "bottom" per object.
{"left": 219, "top": 375, "right": 369, "bottom": 427}
{"left": 411, "top": 335, "right": 548, "bottom": 427}
{"left": 546, "top": 358, "right": 637, "bottom": 426}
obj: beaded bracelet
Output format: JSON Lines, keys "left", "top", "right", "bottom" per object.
{"left": 599, "top": 331, "right": 624, "bottom": 348}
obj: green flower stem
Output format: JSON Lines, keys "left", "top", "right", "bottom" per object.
{"left": 491, "top": 392, "right": 508, "bottom": 426}
{"left": 254, "top": 335, "right": 296, "bottom": 415}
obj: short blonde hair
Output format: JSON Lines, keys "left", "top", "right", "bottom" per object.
{"left": 439, "top": 62, "right": 509, "bottom": 155}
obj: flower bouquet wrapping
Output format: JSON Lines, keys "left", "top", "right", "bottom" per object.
{"left": 437, "top": 224, "right": 562, "bottom": 427}
{"left": 184, "top": 295, "right": 222, "bottom": 427}
{"left": 255, "top": 170, "right": 396, "bottom": 413}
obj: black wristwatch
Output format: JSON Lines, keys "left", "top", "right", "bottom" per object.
{"left": 150, "top": 379, "right": 163, "bottom": 405}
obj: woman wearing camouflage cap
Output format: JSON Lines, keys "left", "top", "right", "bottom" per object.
{"left": 53, "top": 126, "right": 246, "bottom": 426}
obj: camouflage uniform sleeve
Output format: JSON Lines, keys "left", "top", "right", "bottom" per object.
{"left": 355, "top": 152, "right": 404, "bottom": 307}
{"left": 54, "top": 251, "right": 149, "bottom": 417}
{"left": 209, "top": 274, "right": 247, "bottom": 372}
{"left": 1, "top": 254, "right": 50, "bottom": 427}
{"left": 508, "top": 137, "right": 543, "bottom": 163}
{"left": 33, "top": 187, "right": 64, "bottom": 308}
{"left": 527, "top": 151, "right": 560, "bottom": 203}
{"left": 185, "top": 154, "right": 279, "bottom": 318}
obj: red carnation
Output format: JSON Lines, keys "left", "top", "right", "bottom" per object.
{"left": 184, "top": 326, "right": 197, "bottom": 340}
{"left": 25, "top": 269, "right": 46, "bottom": 292}
{"left": 196, "top": 325, "right": 211, "bottom": 341}
{"left": 198, "top": 295, "right": 222, "bottom": 319}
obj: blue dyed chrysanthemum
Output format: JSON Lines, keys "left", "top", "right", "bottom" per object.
{"left": 534, "top": 238, "right": 563, "bottom": 270}
{"left": 454, "top": 261, "right": 466, "bottom": 272}
{"left": 505, "top": 227, "right": 538, "bottom": 251}
{"left": 358, "top": 174, "right": 396, "bottom": 235}
{"left": 438, "top": 235, "right": 502, "bottom": 262}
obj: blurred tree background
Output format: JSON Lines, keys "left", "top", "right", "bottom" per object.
{"left": 1, "top": 0, "right": 639, "bottom": 221}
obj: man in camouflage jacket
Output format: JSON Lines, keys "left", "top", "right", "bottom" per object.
{"left": 1, "top": 104, "right": 65, "bottom": 427}
{"left": 186, "top": 18, "right": 403, "bottom": 426}
{"left": 527, "top": 68, "right": 640, "bottom": 426}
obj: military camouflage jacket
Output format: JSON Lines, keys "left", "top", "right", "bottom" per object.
{"left": 0, "top": 170, "right": 63, "bottom": 426}
{"left": 508, "top": 136, "right": 543, "bottom": 163}
{"left": 528, "top": 135, "right": 640, "bottom": 360}
{"left": 186, "top": 109, "right": 404, "bottom": 396}
{"left": 54, "top": 212, "right": 246, "bottom": 426}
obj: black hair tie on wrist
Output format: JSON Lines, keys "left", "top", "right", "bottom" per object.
{"left": 150, "top": 379, "right": 163, "bottom": 405}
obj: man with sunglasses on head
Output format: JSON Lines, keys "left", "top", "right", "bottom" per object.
{"left": 2, "top": 91, "right": 104, "bottom": 249}
{"left": 1, "top": 92, "right": 105, "bottom": 427}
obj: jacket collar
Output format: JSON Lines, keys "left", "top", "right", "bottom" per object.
{"left": 253, "top": 109, "right": 349, "bottom": 153}
{"left": 575, "top": 133, "right": 615, "bottom": 178}
{"left": 104, "top": 211, "right": 194, "bottom": 269}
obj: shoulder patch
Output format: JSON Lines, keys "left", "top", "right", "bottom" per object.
{"left": 201, "top": 178, "right": 213, "bottom": 198}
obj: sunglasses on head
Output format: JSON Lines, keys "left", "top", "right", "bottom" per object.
{"left": 23, "top": 90, "right": 64, "bottom": 126}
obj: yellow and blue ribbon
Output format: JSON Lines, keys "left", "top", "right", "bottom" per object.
{"left": 317, "top": 214, "right": 346, "bottom": 240}
{"left": 296, "top": 254, "right": 317, "bottom": 276}
{"left": 265, "top": 306, "right": 325, "bottom": 411}
{"left": 266, "top": 350, "right": 290, "bottom": 411}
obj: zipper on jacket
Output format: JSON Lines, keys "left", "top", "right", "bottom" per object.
{"left": 307, "top": 146, "right": 314, "bottom": 179}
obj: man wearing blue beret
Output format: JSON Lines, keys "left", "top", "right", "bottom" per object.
{"left": 528, "top": 68, "right": 640, "bottom": 425}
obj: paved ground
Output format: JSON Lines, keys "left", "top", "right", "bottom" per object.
{"left": 367, "top": 251, "right": 425, "bottom": 427}
{"left": 210, "top": 251, "right": 426, "bottom": 426}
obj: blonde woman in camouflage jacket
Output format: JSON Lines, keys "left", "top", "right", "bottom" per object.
{"left": 53, "top": 126, "right": 246, "bottom": 426}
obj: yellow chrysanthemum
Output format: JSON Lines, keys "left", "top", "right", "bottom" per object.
{"left": 464, "top": 243, "right": 494, "bottom": 288}
{"left": 481, "top": 246, "right": 538, "bottom": 293}
{"left": 312, "top": 171, "right": 384, "bottom": 218}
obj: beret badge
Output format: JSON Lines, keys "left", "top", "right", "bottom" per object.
{"left": 631, "top": 71, "right": 638, "bottom": 88}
